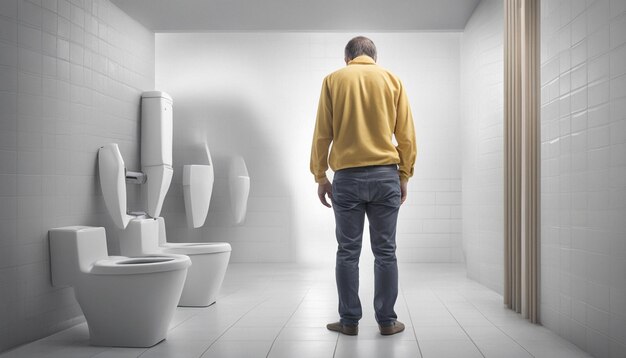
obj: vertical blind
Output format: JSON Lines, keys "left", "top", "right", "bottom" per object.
{"left": 503, "top": 0, "right": 539, "bottom": 324}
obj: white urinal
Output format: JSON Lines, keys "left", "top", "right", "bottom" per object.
{"left": 98, "top": 144, "right": 133, "bottom": 229}
{"left": 229, "top": 156, "right": 250, "bottom": 225}
{"left": 183, "top": 164, "right": 213, "bottom": 228}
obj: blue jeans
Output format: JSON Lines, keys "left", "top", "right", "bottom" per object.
{"left": 332, "top": 164, "right": 401, "bottom": 326}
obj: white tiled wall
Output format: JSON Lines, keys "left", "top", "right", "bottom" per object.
{"left": 0, "top": 0, "right": 153, "bottom": 353}
{"left": 155, "top": 32, "right": 463, "bottom": 264}
{"left": 540, "top": 0, "right": 626, "bottom": 356}
{"left": 460, "top": 0, "right": 504, "bottom": 294}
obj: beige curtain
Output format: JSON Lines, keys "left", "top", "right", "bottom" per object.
{"left": 504, "top": 0, "right": 539, "bottom": 324}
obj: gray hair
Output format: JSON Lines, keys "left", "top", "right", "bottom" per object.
{"left": 344, "top": 36, "right": 377, "bottom": 62}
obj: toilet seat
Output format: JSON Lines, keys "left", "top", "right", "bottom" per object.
{"left": 160, "top": 242, "right": 231, "bottom": 255}
{"left": 91, "top": 254, "right": 190, "bottom": 275}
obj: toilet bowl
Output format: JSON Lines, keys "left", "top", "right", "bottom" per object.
{"left": 157, "top": 217, "right": 231, "bottom": 307}
{"left": 49, "top": 226, "right": 191, "bottom": 347}
{"left": 117, "top": 216, "right": 230, "bottom": 307}
{"left": 147, "top": 144, "right": 248, "bottom": 307}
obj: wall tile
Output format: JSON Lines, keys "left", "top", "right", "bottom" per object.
{"left": 587, "top": 0, "right": 610, "bottom": 35}
{"left": 57, "top": 16, "right": 69, "bottom": 39}
{"left": 588, "top": 25, "right": 610, "bottom": 59}
{"left": 17, "top": 24, "right": 41, "bottom": 51}
{"left": 610, "top": 13, "right": 626, "bottom": 49}
{"left": 542, "top": 1, "right": 626, "bottom": 356}
{"left": 0, "top": 0, "right": 18, "bottom": 18}
{"left": 0, "top": 67, "right": 18, "bottom": 92}
{"left": 17, "top": 0, "right": 42, "bottom": 29}
{"left": 0, "top": 0, "right": 154, "bottom": 353}
{"left": 460, "top": 0, "right": 504, "bottom": 294}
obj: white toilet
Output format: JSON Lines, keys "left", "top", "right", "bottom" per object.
{"left": 115, "top": 213, "right": 230, "bottom": 308}
{"left": 149, "top": 146, "right": 250, "bottom": 306}
{"left": 158, "top": 145, "right": 250, "bottom": 307}
{"left": 100, "top": 92, "right": 250, "bottom": 307}
{"left": 47, "top": 91, "right": 194, "bottom": 348}
{"left": 157, "top": 217, "right": 232, "bottom": 307}
{"left": 48, "top": 226, "right": 190, "bottom": 347}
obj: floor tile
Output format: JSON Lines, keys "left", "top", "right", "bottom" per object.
{"left": 461, "top": 325, "right": 511, "bottom": 341}
{"left": 166, "top": 326, "right": 224, "bottom": 342}
{"left": 235, "top": 309, "right": 294, "bottom": 327}
{"left": 219, "top": 325, "right": 283, "bottom": 341}
{"left": 0, "top": 342, "right": 79, "bottom": 358}
{"left": 277, "top": 326, "right": 339, "bottom": 341}
{"left": 40, "top": 323, "right": 90, "bottom": 343}
{"left": 522, "top": 339, "right": 594, "bottom": 358}
{"left": 472, "top": 338, "right": 533, "bottom": 358}
{"left": 413, "top": 325, "right": 468, "bottom": 340}
{"left": 339, "top": 326, "right": 416, "bottom": 341}
{"left": 335, "top": 339, "right": 421, "bottom": 358}
{"left": 201, "top": 340, "right": 273, "bottom": 358}
{"left": 498, "top": 321, "right": 563, "bottom": 342}
{"left": 89, "top": 347, "right": 147, "bottom": 358}
{"left": 139, "top": 340, "right": 213, "bottom": 358}
{"left": 418, "top": 339, "right": 483, "bottom": 358}
{"left": 267, "top": 340, "right": 336, "bottom": 358}
{"left": 284, "top": 314, "right": 338, "bottom": 327}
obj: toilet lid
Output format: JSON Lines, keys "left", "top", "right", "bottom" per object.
{"left": 90, "top": 254, "right": 191, "bottom": 275}
{"left": 160, "top": 242, "right": 232, "bottom": 255}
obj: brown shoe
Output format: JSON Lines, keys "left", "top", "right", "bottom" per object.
{"left": 379, "top": 321, "right": 405, "bottom": 335}
{"left": 326, "top": 321, "right": 358, "bottom": 335}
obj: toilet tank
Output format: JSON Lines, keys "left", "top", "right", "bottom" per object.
{"left": 119, "top": 218, "right": 160, "bottom": 257}
{"left": 49, "top": 226, "right": 109, "bottom": 287}
{"left": 141, "top": 91, "right": 174, "bottom": 217}
{"left": 141, "top": 91, "right": 173, "bottom": 167}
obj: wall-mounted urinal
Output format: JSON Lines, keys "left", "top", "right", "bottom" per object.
{"left": 183, "top": 162, "right": 213, "bottom": 228}
{"left": 98, "top": 144, "right": 133, "bottom": 229}
{"left": 229, "top": 156, "right": 250, "bottom": 225}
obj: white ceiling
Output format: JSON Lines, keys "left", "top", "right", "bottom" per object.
{"left": 110, "top": 0, "right": 482, "bottom": 32}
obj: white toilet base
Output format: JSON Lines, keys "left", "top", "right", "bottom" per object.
{"left": 76, "top": 268, "right": 187, "bottom": 347}
{"left": 177, "top": 251, "right": 231, "bottom": 307}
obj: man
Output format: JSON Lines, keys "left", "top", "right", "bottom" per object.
{"left": 310, "top": 36, "right": 417, "bottom": 336}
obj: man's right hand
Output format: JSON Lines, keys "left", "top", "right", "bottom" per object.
{"left": 317, "top": 179, "right": 333, "bottom": 208}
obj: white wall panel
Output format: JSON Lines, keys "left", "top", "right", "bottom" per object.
{"left": 460, "top": 0, "right": 504, "bottom": 294}
{"left": 156, "top": 32, "right": 463, "bottom": 264}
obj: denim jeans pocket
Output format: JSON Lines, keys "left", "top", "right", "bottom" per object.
{"left": 332, "top": 178, "right": 359, "bottom": 207}
{"left": 375, "top": 177, "right": 401, "bottom": 206}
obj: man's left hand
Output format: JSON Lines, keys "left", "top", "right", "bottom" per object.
{"left": 400, "top": 179, "right": 408, "bottom": 204}
{"left": 317, "top": 179, "right": 333, "bottom": 208}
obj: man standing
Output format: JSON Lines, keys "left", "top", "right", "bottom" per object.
{"left": 310, "top": 36, "right": 417, "bottom": 336}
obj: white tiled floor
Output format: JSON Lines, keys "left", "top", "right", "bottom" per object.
{"left": 0, "top": 263, "right": 593, "bottom": 358}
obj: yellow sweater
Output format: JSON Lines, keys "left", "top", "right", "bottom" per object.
{"left": 310, "top": 55, "right": 417, "bottom": 183}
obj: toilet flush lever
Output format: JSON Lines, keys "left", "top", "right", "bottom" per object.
{"left": 125, "top": 170, "right": 146, "bottom": 184}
